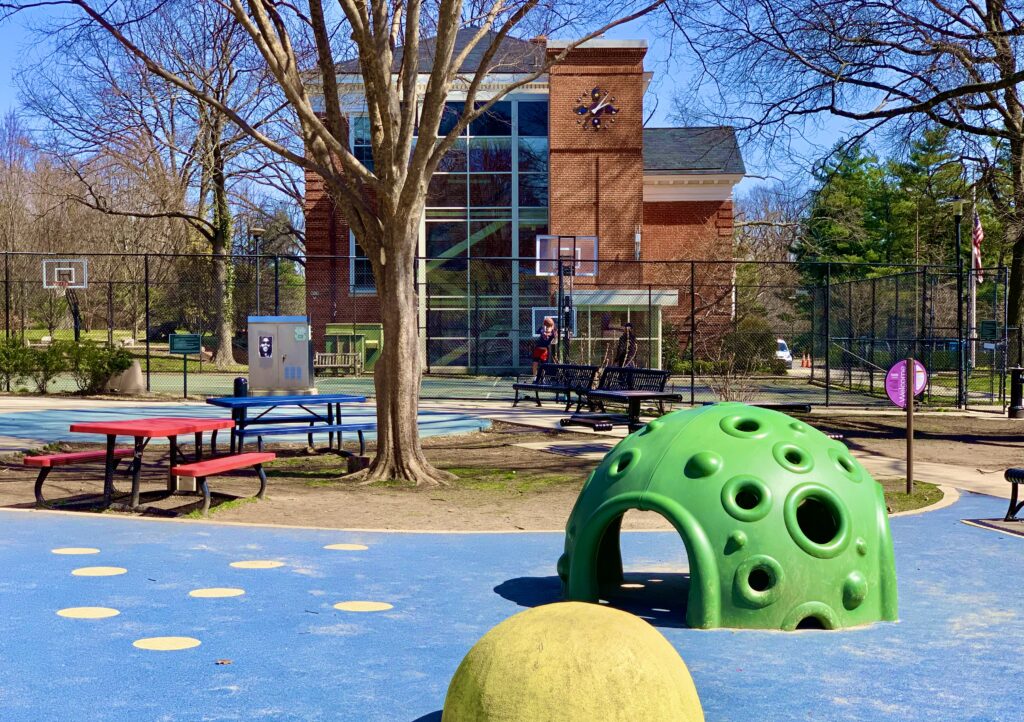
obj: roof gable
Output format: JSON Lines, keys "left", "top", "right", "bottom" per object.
{"left": 642, "top": 127, "right": 745, "bottom": 176}
{"left": 336, "top": 27, "right": 544, "bottom": 75}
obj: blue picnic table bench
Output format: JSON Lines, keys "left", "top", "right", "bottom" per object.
{"left": 206, "top": 393, "right": 369, "bottom": 454}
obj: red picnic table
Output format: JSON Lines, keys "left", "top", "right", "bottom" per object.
{"left": 68, "top": 417, "right": 236, "bottom": 509}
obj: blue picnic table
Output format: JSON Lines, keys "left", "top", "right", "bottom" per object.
{"left": 206, "top": 393, "right": 368, "bottom": 454}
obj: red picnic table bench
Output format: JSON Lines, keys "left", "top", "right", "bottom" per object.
{"left": 24, "top": 416, "right": 275, "bottom": 515}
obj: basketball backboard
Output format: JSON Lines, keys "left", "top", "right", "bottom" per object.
{"left": 42, "top": 259, "right": 89, "bottom": 289}
{"left": 532, "top": 306, "right": 577, "bottom": 335}
{"left": 535, "top": 235, "right": 598, "bottom": 277}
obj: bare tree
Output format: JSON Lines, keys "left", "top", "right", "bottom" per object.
{"left": 3, "top": 0, "right": 667, "bottom": 485}
{"left": 667, "top": 0, "right": 1024, "bottom": 324}
{"left": 18, "top": 2, "right": 298, "bottom": 366}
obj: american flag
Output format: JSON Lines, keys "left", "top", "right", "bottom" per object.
{"left": 972, "top": 209, "right": 984, "bottom": 283}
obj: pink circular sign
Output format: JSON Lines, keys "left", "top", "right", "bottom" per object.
{"left": 885, "top": 360, "right": 927, "bottom": 408}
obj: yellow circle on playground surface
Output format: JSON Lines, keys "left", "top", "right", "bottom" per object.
{"left": 189, "top": 587, "right": 246, "bottom": 598}
{"left": 333, "top": 601, "right": 393, "bottom": 613}
{"left": 323, "top": 543, "right": 369, "bottom": 551}
{"left": 229, "top": 560, "right": 284, "bottom": 569}
{"left": 71, "top": 566, "right": 127, "bottom": 577}
{"left": 133, "top": 636, "right": 201, "bottom": 651}
{"left": 51, "top": 547, "right": 100, "bottom": 555}
{"left": 56, "top": 607, "right": 120, "bottom": 619}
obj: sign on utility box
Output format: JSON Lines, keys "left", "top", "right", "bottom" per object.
{"left": 247, "top": 316, "right": 315, "bottom": 394}
{"left": 169, "top": 333, "right": 202, "bottom": 398}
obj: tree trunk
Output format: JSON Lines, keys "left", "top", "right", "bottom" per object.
{"left": 352, "top": 227, "right": 455, "bottom": 486}
{"left": 211, "top": 140, "right": 234, "bottom": 368}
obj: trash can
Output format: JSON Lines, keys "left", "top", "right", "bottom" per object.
{"left": 234, "top": 377, "right": 249, "bottom": 397}
{"left": 1010, "top": 367, "right": 1023, "bottom": 419}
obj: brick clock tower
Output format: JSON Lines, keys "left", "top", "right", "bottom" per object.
{"left": 546, "top": 40, "right": 647, "bottom": 268}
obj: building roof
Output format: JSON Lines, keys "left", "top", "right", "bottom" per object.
{"left": 642, "top": 127, "right": 745, "bottom": 176}
{"left": 336, "top": 27, "right": 544, "bottom": 75}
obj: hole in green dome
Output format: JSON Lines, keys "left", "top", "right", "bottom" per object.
{"left": 796, "top": 615, "right": 827, "bottom": 630}
{"left": 748, "top": 567, "right": 772, "bottom": 592}
{"left": 612, "top": 453, "right": 633, "bottom": 475}
{"left": 735, "top": 487, "right": 760, "bottom": 510}
{"left": 735, "top": 418, "right": 760, "bottom": 433}
{"left": 796, "top": 496, "right": 841, "bottom": 545}
{"left": 785, "top": 448, "right": 804, "bottom": 465}
{"left": 837, "top": 455, "right": 855, "bottom": 473}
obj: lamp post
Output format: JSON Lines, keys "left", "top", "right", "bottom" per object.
{"left": 251, "top": 226, "right": 265, "bottom": 316}
{"left": 951, "top": 199, "right": 965, "bottom": 408}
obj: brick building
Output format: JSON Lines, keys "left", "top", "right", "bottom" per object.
{"left": 305, "top": 32, "right": 744, "bottom": 372}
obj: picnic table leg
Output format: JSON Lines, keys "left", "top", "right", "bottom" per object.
{"left": 254, "top": 464, "right": 268, "bottom": 499}
{"left": 628, "top": 399, "right": 642, "bottom": 433}
{"left": 194, "top": 432, "right": 203, "bottom": 461}
{"left": 129, "top": 436, "right": 145, "bottom": 509}
{"left": 167, "top": 435, "right": 179, "bottom": 492}
{"left": 210, "top": 430, "right": 218, "bottom": 456}
{"left": 327, "top": 403, "right": 335, "bottom": 450}
{"left": 102, "top": 435, "right": 116, "bottom": 505}
{"left": 33, "top": 468, "right": 52, "bottom": 508}
{"left": 198, "top": 476, "right": 210, "bottom": 516}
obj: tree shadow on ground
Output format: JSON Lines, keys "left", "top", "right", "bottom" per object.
{"left": 494, "top": 572, "right": 691, "bottom": 630}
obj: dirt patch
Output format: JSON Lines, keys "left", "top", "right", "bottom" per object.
{"left": 0, "top": 417, "right": 958, "bottom": 531}
{"left": 807, "top": 413, "right": 1024, "bottom": 471}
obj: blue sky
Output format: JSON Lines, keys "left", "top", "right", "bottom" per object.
{"left": 0, "top": 10, "right": 839, "bottom": 197}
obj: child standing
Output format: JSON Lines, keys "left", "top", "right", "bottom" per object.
{"left": 532, "top": 316, "right": 558, "bottom": 375}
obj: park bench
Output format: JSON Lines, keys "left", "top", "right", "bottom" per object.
{"left": 314, "top": 351, "right": 364, "bottom": 376}
{"left": 1003, "top": 468, "right": 1024, "bottom": 521}
{"left": 25, "top": 448, "right": 136, "bottom": 508}
{"left": 585, "top": 367, "right": 673, "bottom": 413}
{"left": 170, "top": 451, "right": 276, "bottom": 516}
{"left": 242, "top": 422, "right": 374, "bottom": 455}
{"left": 512, "top": 363, "right": 599, "bottom": 412}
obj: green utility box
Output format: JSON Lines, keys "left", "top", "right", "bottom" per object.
{"left": 324, "top": 323, "right": 383, "bottom": 372}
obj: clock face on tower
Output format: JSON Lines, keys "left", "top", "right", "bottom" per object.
{"left": 573, "top": 87, "right": 619, "bottom": 130}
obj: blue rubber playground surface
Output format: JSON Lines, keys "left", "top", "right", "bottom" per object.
{"left": 0, "top": 403, "right": 488, "bottom": 446}
{"left": 0, "top": 491, "right": 1020, "bottom": 721}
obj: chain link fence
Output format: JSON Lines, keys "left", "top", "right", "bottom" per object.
{"left": 0, "top": 252, "right": 1009, "bottom": 410}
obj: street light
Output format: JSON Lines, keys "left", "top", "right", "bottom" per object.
{"left": 251, "top": 227, "right": 265, "bottom": 315}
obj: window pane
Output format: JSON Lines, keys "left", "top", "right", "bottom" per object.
{"left": 518, "top": 173, "right": 548, "bottom": 207}
{"left": 518, "top": 101, "right": 548, "bottom": 136}
{"left": 437, "top": 101, "right": 465, "bottom": 136}
{"left": 352, "top": 116, "right": 371, "bottom": 145}
{"left": 471, "top": 101, "right": 512, "bottom": 136}
{"left": 518, "top": 220, "right": 549, "bottom": 276}
{"left": 426, "top": 221, "right": 468, "bottom": 259}
{"left": 352, "top": 242, "right": 374, "bottom": 290}
{"left": 469, "top": 220, "right": 512, "bottom": 258}
{"left": 469, "top": 174, "right": 512, "bottom": 207}
{"left": 436, "top": 139, "right": 467, "bottom": 172}
{"left": 469, "top": 137, "right": 512, "bottom": 172}
{"left": 354, "top": 145, "right": 374, "bottom": 171}
{"left": 427, "top": 174, "right": 467, "bottom": 207}
{"left": 518, "top": 137, "right": 547, "bottom": 172}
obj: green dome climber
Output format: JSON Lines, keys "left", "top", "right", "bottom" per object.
{"left": 558, "top": 403, "right": 898, "bottom": 630}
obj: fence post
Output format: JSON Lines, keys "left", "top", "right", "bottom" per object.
{"left": 107, "top": 280, "right": 114, "bottom": 348}
{"left": 3, "top": 252, "right": 9, "bottom": 342}
{"left": 921, "top": 266, "right": 930, "bottom": 403}
{"left": 473, "top": 281, "right": 480, "bottom": 375}
{"left": 144, "top": 255, "right": 151, "bottom": 392}
{"left": 869, "top": 277, "right": 876, "bottom": 395}
{"left": 825, "top": 263, "right": 831, "bottom": 407}
{"left": 689, "top": 261, "right": 696, "bottom": 406}
{"left": 647, "top": 284, "right": 653, "bottom": 368}
{"left": 274, "top": 255, "right": 281, "bottom": 315}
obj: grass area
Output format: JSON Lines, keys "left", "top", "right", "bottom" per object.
{"left": 880, "top": 480, "right": 944, "bottom": 513}
{"left": 133, "top": 353, "right": 246, "bottom": 374}
{"left": 184, "top": 495, "right": 258, "bottom": 518}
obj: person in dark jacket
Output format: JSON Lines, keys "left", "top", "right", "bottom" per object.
{"left": 531, "top": 316, "right": 558, "bottom": 375}
{"left": 613, "top": 322, "right": 638, "bottom": 367}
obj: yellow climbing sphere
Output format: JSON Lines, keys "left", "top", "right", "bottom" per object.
{"left": 442, "top": 602, "right": 704, "bottom": 722}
